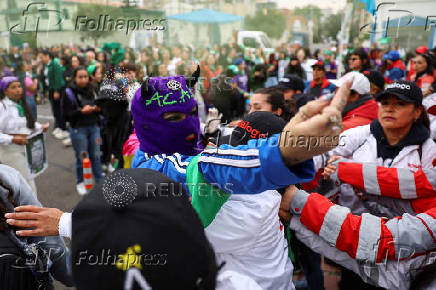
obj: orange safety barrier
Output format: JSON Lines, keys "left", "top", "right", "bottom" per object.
{"left": 82, "top": 152, "right": 93, "bottom": 191}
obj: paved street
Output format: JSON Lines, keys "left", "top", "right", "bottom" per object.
{"left": 35, "top": 101, "right": 80, "bottom": 290}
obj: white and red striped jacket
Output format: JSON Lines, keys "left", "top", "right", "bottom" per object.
{"left": 290, "top": 167, "right": 436, "bottom": 264}
{"left": 331, "top": 160, "right": 436, "bottom": 213}
{"left": 314, "top": 124, "right": 436, "bottom": 216}
{"left": 423, "top": 92, "right": 436, "bottom": 140}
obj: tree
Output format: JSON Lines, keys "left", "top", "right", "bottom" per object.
{"left": 322, "top": 13, "right": 342, "bottom": 40}
{"left": 73, "top": 3, "right": 124, "bottom": 47}
{"left": 293, "top": 5, "right": 323, "bottom": 43}
{"left": 245, "top": 9, "right": 286, "bottom": 39}
{"left": 293, "top": 5, "right": 322, "bottom": 21}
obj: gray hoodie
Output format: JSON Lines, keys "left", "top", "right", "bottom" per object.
{"left": 0, "top": 164, "right": 74, "bottom": 287}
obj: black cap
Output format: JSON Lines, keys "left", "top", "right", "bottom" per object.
{"left": 274, "top": 74, "right": 305, "bottom": 92}
{"left": 311, "top": 60, "right": 325, "bottom": 71}
{"left": 217, "top": 111, "right": 286, "bottom": 146}
{"left": 363, "top": 70, "right": 385, "bottom": 90}
{"left": 376, "top": 80, "right": 423, "bottom": 105}
{"left": 72, "top": 168, "right": 218, "bottom": 290}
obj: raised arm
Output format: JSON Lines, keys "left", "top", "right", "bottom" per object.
{"left": 279, "top": 80, "right": 351, "bottom": 166}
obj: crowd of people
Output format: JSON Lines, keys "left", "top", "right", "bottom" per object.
{"left": 0, "top": 38, "right": 435, "bottom": 290}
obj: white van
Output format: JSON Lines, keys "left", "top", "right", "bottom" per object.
{"left": 237, "top": 31, "right": 274, "bottom": 57}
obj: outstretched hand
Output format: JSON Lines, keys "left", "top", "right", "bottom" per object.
{"left": 5, "top": 205, "right": 63, "bottom": 237}
{"left": 279, "top": 185, "right": 299, "bottom": 223}
{"left": 279, "top": 79, "right": 352, "bottom": 166}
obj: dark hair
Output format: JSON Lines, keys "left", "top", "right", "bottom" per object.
{"left": 71, "top": 55, "right": 83, "bottom": 64}
{"left": 350, "top": 48, "right": 371, "bottom": 71}
{"left": 0, "top": 79, "right": 35, "bottom": 129}
{"left": 40, "top": 49, "right": 52, "bottom": 58}
{"left": 286, "top": 57, "right": 305, "bottom": 79}
{"left": 0, "top": 180, "right": 17, "bottom": 232}
{"left": 72, "top": 65, "right": 89, "bottom": 82}
{"left": 254, "top": 87, "right": 296, "bottom": 121}
{"left": 415, "top": 53, "right": 434, "bottom": 77}
{"left": 120, "top": 63, "right": 138, "bottom": 73}
{"left": 416, "top": 104, "right": 430, "bottom": 130}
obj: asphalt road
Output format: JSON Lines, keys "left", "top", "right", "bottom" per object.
{"left": 35, "top": 101, "right": 81, "bottom": 290}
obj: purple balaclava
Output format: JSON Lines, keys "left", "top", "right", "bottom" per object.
{"left": 131, "top": 72, "right": 203, "bottom": 156}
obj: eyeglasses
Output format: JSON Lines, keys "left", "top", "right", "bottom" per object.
{"left": 349, "top": 57, "right": 360, "bottom": 61}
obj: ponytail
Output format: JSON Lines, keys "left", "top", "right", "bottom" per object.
{"left": 21, "top": 96, "right": 35, "bottom": 129}
{"left": 416, "top": 104, "right": 430, "bottom": 130}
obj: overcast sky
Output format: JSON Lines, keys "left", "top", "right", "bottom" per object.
{"left": 275, "top": 0, "right": 347, "bottom": 13}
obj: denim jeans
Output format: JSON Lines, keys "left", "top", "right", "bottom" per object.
{"left": 26, "top": 95, "right": 37, "bottom": 119}
{"left": 69, "top": 125, "right": 103, "bottom": 184}
{"left": 49, "top": 90, "right": 66, "bottom": 130}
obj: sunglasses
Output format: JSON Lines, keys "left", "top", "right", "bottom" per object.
{"left": 349, "top": 57, "right": 360, "bottom": 61}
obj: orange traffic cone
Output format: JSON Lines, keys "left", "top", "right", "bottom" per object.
{"left": 81, "top": 152, "right": 93, "bottom": 191}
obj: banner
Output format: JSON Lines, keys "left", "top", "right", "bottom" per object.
{"left": 25, "top": 132, "right": 47, "bottom": 178}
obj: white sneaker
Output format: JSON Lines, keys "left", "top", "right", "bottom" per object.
{"left": 108, "top": 163, "right": 116, "bottom": 173}
{"left": 54, "top": 130, "right": 69, "bottom": 140}
{"left": 62, "top": 137, "right": 72, "bottom": 146}
{"left": 52, "top": 128, "right": 61, "bottom": 136}
{"left": 76, "top": 182, "right": 87, "bottom": 195}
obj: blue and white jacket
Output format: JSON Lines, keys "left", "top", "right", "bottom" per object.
{"left": 131, "top": 134, "right": 316, "bottom": 195}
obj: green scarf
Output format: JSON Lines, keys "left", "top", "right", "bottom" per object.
{"left": 187, "top": 155, "right": 296, "bottom": 261}
{"left": 186, "top": 155, "right": 230, "bottom": 228}
{"left": 14, "top": 99, "right": 25, "bottom": 117}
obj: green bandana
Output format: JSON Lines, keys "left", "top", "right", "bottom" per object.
{"left": 16, "top": 99, "right": 24, "bottom": 117}
{"left": 186, "top": 155, "right": 230, "bottom": 228}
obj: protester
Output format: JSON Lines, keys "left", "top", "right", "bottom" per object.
{"left": 305, "top": 61, "right": 336, "bottom": 99}
{"left": 383, "top": 50, "right": 406, "bottom": 84}
{"left": 410, "top": 53, "right": 434, "bottom": 95}
{"left": 121, "top": 63, "right": 141, "bottom": 109}
{"left": 95, "top": 78, "right": 130, "bottom": 173}
{"left": 278, "top": 165, "right": 436, "bottom": 289}
{"left": 0, "top": 165, "right": 73, "bottom": 289}
{"left": 362, "top": 69, "right": 385, "bottom": 96}
{"left": 285, "top": 56, "right": 306, "bottom": 80}
{"left": 62, "top": 66, "right": 103, "bottom": 195}
{"left": 322, "top": 50, "right": 337, "bottom": 79}
{"left": 348, "top": 48, "right": 371, "bottom": 73}
{"left": 15, "top": 61, "right": 38, "bottom": 119}
{"left": 248, "top": 87, "right": 296, "bottom": 121}
{"left": 208, "top": 73, "right": 241, "bottom": 123}
{"left": 424, "top": 83, "right": 436, "bottom": 140}
{"left": 320, "top": 80, "right": 435, "bottom": 216}
{"left": 273, "top": 74, "right": 312, "bottom": 109}
{"left": 332, "top": 71, "right": 378, "bottom": 131}
{"left": 0, "top": 76, "right": 49, "bottom": 194}
{"left": 406, "top": 45, "right": 428, "bottom": 81}
{"left": 74, "top": 168, "right": 262, "bottom": 289}
{"left": 248, "top": 63, "right": 267, "bottom": 92}
{"left": 39, "top": 50, "right": 68, "bottom": 140}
